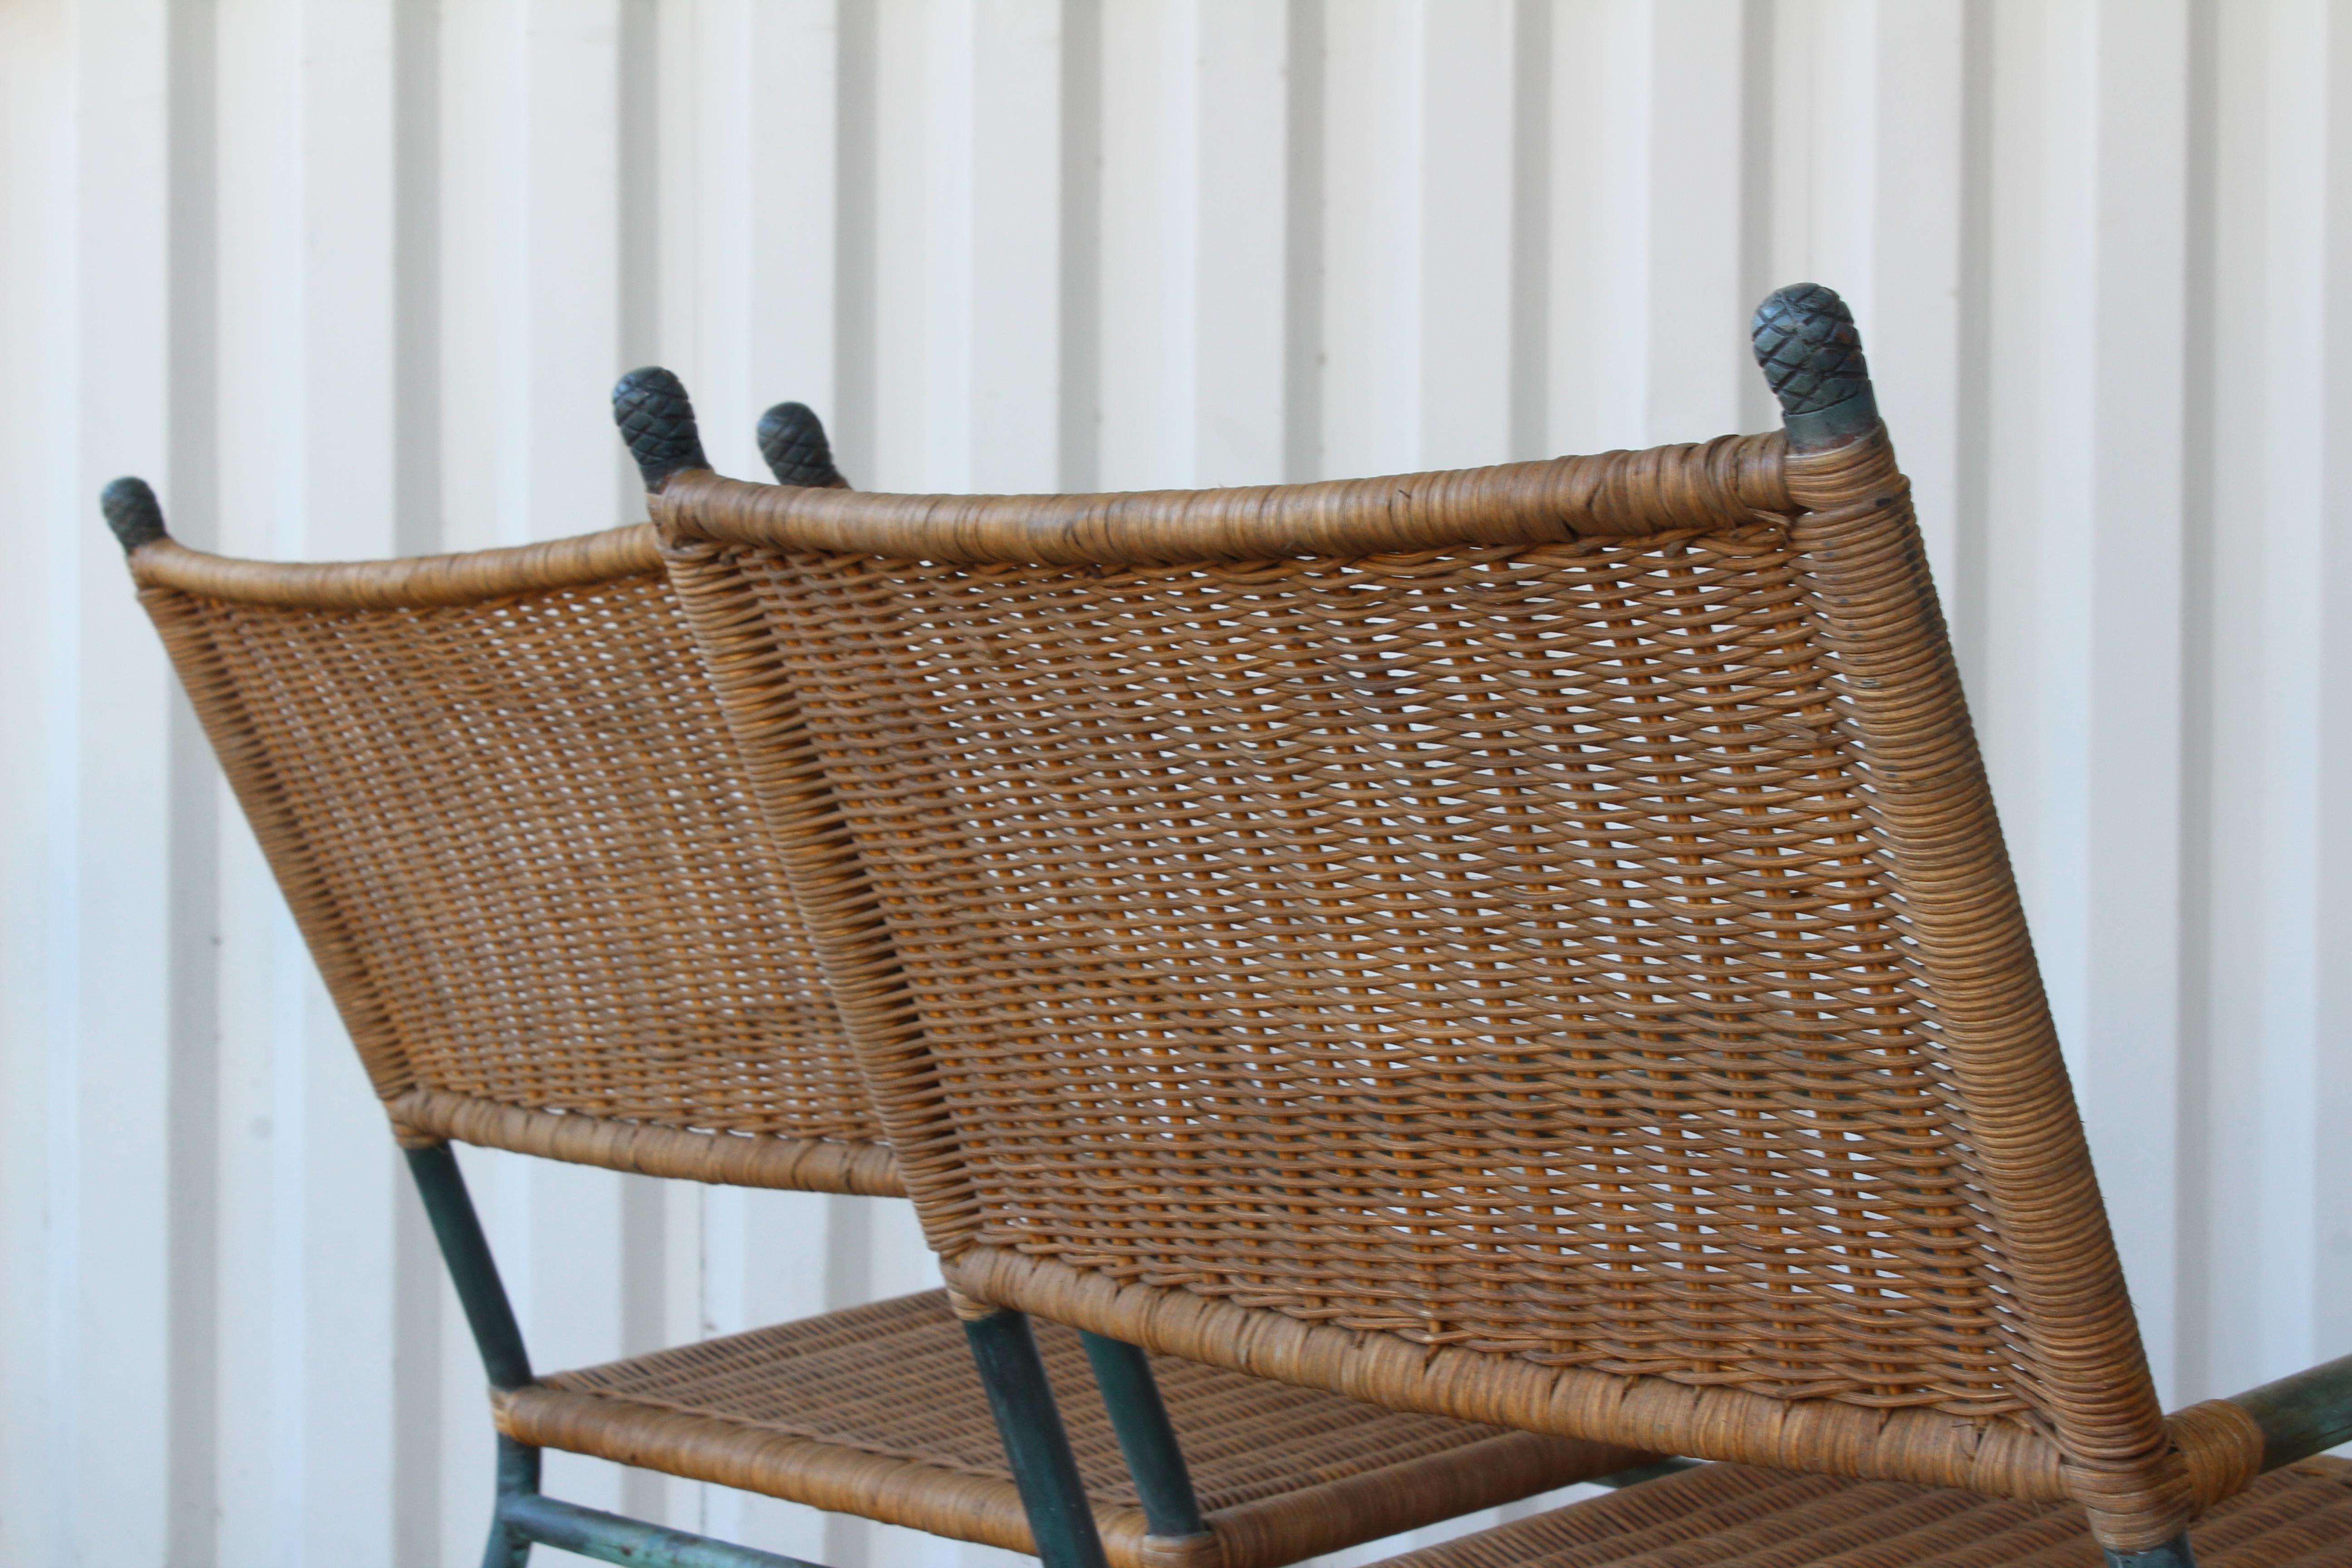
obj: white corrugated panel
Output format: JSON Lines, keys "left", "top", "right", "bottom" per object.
{"left": 3, "top": 2, "right": 2346, "bottom": 1564}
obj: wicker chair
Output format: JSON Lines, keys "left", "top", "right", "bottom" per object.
{"left": 649, "top": 284, "right": 2352, "bottom": 1568}
{"left": 102, "top": 423, "right": 1648, "bottom": 1568}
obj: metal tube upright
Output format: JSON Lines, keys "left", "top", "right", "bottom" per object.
{"left": 1079, "top": 1333, "right": 1209, "bottom": 1545}
{"left": 619, "top": 371, "right": 1114, "bottom": 1568}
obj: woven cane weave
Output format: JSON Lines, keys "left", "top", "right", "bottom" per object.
{"left": 655, "top": 430, "right": 2194, "bottom": 1547}
{"left": 1362, "top": 1459, "right": 2352, "bottom": 1568}
{"left": 499, "top": 1288, "right": 1647, "bottom": 1568}
{"left": 722, "top": 530, "right": 1997, "bottom": 1402}
{"left": 127, "top": 526, "right": 890, "bottom": 1191}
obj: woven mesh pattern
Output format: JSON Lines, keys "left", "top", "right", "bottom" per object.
{"left": 541, "top": 1289, "right": 1591, "bottom": 1513}
{"left": 737, "top": 531, "right": 2033, "bottom": 1419}
{"left": 1367, "top": 1459, "right": 2352, "bottom": 1568}
{"left": 187, "top": 570, "right": 875, "bottom": 1142}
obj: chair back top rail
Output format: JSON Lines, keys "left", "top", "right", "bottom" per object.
{"left": 119, "top": 520, "right": 662, "bottom": 608}
{"left": 653, "top": 434, "right": 1789, "bottom": 565}
{"left": 646, "top": 285, "right": 2196, "bottom": 1555}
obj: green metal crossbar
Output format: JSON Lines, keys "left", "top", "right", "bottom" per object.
{"left": 2228, "top": 1350, "right": 2352, "bottom": 1471}
{"left": 499, "top": 1494, "right": 826, "bottom": 1568}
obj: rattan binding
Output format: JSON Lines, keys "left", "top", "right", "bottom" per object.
{"left": 657, "top": 291, "right": 2227, "bottom": 1553}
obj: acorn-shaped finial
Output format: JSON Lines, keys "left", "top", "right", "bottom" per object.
{"left": 756, "top": 402, "right": 849, "bottom": 489}
{"left": 1751, "top": 284, "right": 1879, "bottom": 451}
{"left": 100, "top": 476, "right": 170, "bottom": 553}
{"left": 612, "top": 367, "right": 711, "bottom": 492}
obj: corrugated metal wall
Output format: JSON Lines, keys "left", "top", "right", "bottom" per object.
{"left": 4, "top": 2, "right": 2347, "bottom": 1564}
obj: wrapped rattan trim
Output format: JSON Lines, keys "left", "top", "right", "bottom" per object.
{"left": 2168, "top": 1399, "right": 2267, "bottom": 1510}
{"left": 495, "top": 1385, "right": 1059, "bottom": 1558}
{"left": 124, "top": 525, "right": 661, "bottom": 608}
{"left": 390, "top": 1088, "right": 901, "bottom": 1196}
{"left": 1783, "top": 429, "right": 2187, "bottom": 1550}
{"left": 652, "top": 434, "right": 1789, "bottom": 564}
{"left": 662, "top": 534, "right": 983, "bottom": 1256}
{"left": 946, "top": 1246, "right": 2072, "bottom": 1501}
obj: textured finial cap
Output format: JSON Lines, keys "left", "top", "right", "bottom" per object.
{"left": 1751, "top": 283, "right": 1879, "bottom": 451}
{"left": 612, "top": 367, "right": 711, "bottom": 492}
{"left": 756, "top": 402, "right": 849, "bottom": 489}
{"left": 100, "top": 476, "right": 169, "bottom": 553}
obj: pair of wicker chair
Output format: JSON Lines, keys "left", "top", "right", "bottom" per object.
{"left": 109, "top": 287, "right": 2351, "bottom": 1568}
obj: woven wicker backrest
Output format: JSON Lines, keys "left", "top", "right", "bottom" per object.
{"left": 118, "top": 518, "right": 895, "bottom": 1196}
{"left": 656, "top": 292, "right": 2205, "bottom": 1551}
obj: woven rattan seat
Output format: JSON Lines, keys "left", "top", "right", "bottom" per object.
{"left": 102, "top": 407, "right": 1647, "bottom": 1568}
{"left": 652, "top": 284, "right": 2352, "bottom": 1568}
{"left": 502, "top": 1286, "right": 1622, "bottom": 1568}
{"left": 1365, "top": 1460, "right": 2352, "bottom": 1568}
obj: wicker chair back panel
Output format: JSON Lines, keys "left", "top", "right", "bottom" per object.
{"left": 167, "top": 564, "right": 878, "bottom": 1151}
{"left": 721, "top": 527, "right": 2024, "bottom": 1421}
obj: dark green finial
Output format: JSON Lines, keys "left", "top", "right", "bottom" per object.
{"left": 1751, "top": 283, "right": 1879, "bottom": 451}
{"left": 755, "top": 402, "right": 848, "bottom": 489}
{"left": 612, "top": 367, "right": 711, "bottom": 492}
{"left": 101, "top": 476, "right": 169, "bottom": 553}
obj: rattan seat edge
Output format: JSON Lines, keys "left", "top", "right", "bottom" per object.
{"left": 490, "top": 1286, "right": 1651, "bottom": 1568}
{"left": 1354, "top": 1458, "right": 2352, "bottom": 1568}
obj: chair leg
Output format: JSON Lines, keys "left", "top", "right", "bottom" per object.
{"left": 405, "top": 1145, "right": 541, "bottom": 1564}
{"left": 2107, "top": 1534, "right": 2198, "bottom": 1568}
{"left": 406, "top": 1142, "right": 832, "bottom": 1568}
{"left": 483, "top": 1435, "right": 543, "bottom": 1568}
{"left": 962, "top": 1308, "right": 1112, "bottom": 1568}
{"left": 405, "top": 1143, "right": 534, "bottom": 1390}
{"left": 1078, "top": 1332, "right": 1208, "bottom": 1543}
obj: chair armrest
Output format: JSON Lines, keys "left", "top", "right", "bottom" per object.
{"left": 2226, "top": 1350, "right": 2352, "bottom": 1470}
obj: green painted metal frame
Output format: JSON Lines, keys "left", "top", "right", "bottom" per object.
{"left": 408, "top": 1143, "right": 828, "bottom": 1568}
{"left": 2084, "top": 1350, "right": 2352, "bottom": 1568}
{"left": 2101, "top": 1350, "right": 2352, "bottom": 1568}
{"left": 962, "top": 1308, "right": 1115, "bottom": 1568}
{"left": 498, "top": 1493, "right": 827, "bottom": 1568}
{"left": 2225, "top": 1350, "right": 2352, "bottom": 1471}
{"left": 1079, "top": 1332, "right": 1209, "bottom": 1543}
{"left": 408, "top": 1060, "right": 1153, "bottom": 1568}
{"left": 1589, "top": 1458, "right": 1700, "bottom": 1490}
